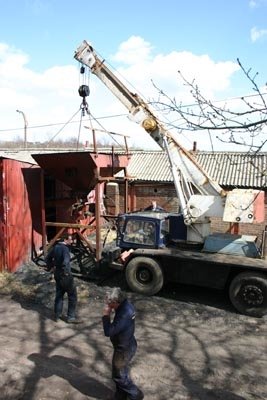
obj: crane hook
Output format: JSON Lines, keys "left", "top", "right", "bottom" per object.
{"left": 78, "top": 85, "right": 90, "bottom": 116}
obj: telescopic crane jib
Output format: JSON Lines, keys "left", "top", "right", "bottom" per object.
{"left": 74, "top": 40, "right": 265, "bottom": 241}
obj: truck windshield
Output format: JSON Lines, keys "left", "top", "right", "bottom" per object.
{"left": 123, "top": 219, "right": 156, "bottom": 245}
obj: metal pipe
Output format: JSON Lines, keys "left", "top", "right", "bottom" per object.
{"left": 16, "top": 109, "right": 28, "bottom": 149}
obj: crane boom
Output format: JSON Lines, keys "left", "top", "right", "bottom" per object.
{"left": 75, "top": 40, "right": 262, "bottom": 232}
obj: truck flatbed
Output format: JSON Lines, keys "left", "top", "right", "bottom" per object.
{"left": 134, "top": 247, "right": 267, "bottom": 270}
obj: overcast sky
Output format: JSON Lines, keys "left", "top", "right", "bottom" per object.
{"left": 0, "top": 0, "right": 267, "bottom": 151}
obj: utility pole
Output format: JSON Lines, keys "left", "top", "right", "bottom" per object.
{"left": 16, "top": 109, "right": 28, "bottom": 149}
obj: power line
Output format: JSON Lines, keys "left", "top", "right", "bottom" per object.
{"left": 0, "top": 113, "right": 128, "bottom": 133}
{"left": 1, "top": 91, "right": 266, "bottom": 135}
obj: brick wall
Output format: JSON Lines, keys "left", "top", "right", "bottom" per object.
{"left": 210, "top": 217, "right": 264, "bottom": 237}
{"left": 133, "top": 184, "right": 178, "bottom": 212}
{"left": 114, "top": 181, "right": 267, "bottom": 238}
{"left": 105, "top": 182, "right": 120, "bottom": 215}
{"left": 210, "top": 203, "right": 267, "bottom": 238}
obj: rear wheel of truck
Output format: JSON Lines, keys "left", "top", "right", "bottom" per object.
{"left": 229, "top": 272, "right": 267, "bottom": 317}
{"left": 125, "top": 257, "right": 164, "bottom": 296}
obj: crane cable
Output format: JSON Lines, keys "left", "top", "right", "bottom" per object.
{"left": 46, "top": 66, "right": 91, "bottom": 146}
{"left": 86, "top": 108, "right": 126, "bottom": 149}
{"left": 76, "top": 108, "right": 84, "bottom": 150}
{"left": 76, "top": 65, "right": 91, "bottom": 148}
{"left": 46, "top": 108, "right": 82, "bottom": 146}
{"left": 77, "top": 62, "right": 127, "bottom": 150}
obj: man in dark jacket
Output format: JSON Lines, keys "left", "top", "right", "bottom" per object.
{"left": 102, "top": 288, "right": 144, "bottom": 400}
{"left": 45, "top": 233, "right": 78, "bottom": 323}
{"left": 144, "top": 200, "right": 165, "bottom": 212}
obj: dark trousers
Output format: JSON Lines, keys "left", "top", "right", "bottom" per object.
{"left": 54, "top": 271, "right": 77, "bottom": 319}
{"left": 112, "top": 341, "right": 143, "bottom": 400}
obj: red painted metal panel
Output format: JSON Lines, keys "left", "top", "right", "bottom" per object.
{"left": 0, "top": 159, "right": 43, "bottom": 272}
{"left": 0, "top": 159, "right": 7, "bottom": 270}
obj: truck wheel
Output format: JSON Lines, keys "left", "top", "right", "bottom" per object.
{"left": 229, "top": 272, "right": 267, "bottom": 317}
{"left": 125, "top": 257, "right": 163, "bottom": 296}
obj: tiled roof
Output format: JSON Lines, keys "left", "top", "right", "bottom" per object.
{"left": 125, "top": 151, "right": 267, "bottom": 189}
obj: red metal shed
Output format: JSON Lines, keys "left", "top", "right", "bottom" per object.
{"left": 0, "top": 156, "right": 43, "bottom": 272}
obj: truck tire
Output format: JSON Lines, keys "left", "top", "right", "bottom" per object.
{"left": 229, "top": 272, "right": 267, "bottom": 317}
{"left": 125, "top": 257, "right": 164, "bottom": 296}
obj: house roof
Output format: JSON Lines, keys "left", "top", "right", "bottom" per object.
{"left": 0, "top": 148, "right": 87, "bottom": 165}
{"left": 126, "top": 151, "right": 171, "bottom": 182}
{"left": 0, "top": 148, "right": 266, "bottom": 189}
{"left": 124, "top": 151, "right": 267, "bottom": 189}
{"left": 0, "top": 150, "right": 37, "bottom": 164}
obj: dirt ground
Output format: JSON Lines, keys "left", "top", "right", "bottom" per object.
{"left": 0, "top": 262, "right": 266, "bottom": 400}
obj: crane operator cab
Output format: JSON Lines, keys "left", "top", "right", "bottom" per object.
{"left": 116, "top": 212, "right": 187, "bottom": 250}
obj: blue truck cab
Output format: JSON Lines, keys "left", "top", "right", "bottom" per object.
{"left": 116, "top": 212, "right": 187, "bottom": 250}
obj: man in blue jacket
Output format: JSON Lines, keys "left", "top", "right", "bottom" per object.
{"left": 102, "top": 287, "right": 144, "bottom": 400}
{"left": 45, "top": 233, "right": 78, "bottom": 323}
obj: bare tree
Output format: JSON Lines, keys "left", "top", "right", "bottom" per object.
{"left": 152, "top": 59, "right": 267, "bottom": 153}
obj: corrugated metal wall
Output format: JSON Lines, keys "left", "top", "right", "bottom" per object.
{"left": 0, "top": 158, "right": 43, "bottom": 272}
{"left": 0, "top": 159, "right": 6, "bottom": 269}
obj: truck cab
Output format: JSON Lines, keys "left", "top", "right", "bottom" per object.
{"left": 116, "top": 212, "right": 188, "bottom": 250}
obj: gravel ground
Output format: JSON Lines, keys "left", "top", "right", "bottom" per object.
{"left": 0, "top": 262, "right": 266, "bottom": 400}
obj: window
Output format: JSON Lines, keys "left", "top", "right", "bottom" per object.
{"left": 124, "top": 220, "right": 156, "bottom": 245}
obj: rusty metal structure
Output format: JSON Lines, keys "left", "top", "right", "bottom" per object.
{"left": 32, "top": 150, "right": 130, "bottom": 263}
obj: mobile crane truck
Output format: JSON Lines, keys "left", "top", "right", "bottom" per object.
{"left": 74, "top": 40, "right": 267, "bottom": 317}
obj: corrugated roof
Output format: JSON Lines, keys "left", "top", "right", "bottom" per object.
{"left": 124, "top": 151, "right": 267, "bottom": 188}
{"left": 126, "top": 151, "right": 172, "bottom": 182}
{"left": 195, "top": 152, "right": 267, "bottom": 188}
{"left": 0, "top": 149, "right": 266, "bottom": 188}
